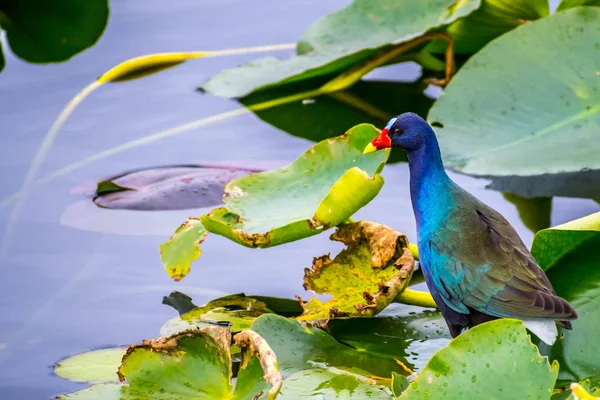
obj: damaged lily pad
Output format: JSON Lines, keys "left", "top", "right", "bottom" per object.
{"left": 199, "top": 0, "right": 480, "bottom": 98}
{"left": 94, "top": 165, "right": 253, "bottom": 210}
{"left": 200, "top": 124, "right": 388, "bottom": 247}
{"left": 159, "top": 218, "right": 207, "bottom": 281}
{"left": 296, "top": 221, "right": 415, "bottom": 321}
{"left": 162, "top": 124, "right": 388, "bottom": 280}
{"left": 160, "top": 293, "right": 274, "bottom": 336}
{"left": 58, "top": 326, "right": 282, "bottom": 399}
{"left": 400, "top": 319, "right": 558, "bottom": 399}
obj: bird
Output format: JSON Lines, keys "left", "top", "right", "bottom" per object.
{"left": 363, "top": 112, "right": 577, "bottom": 345}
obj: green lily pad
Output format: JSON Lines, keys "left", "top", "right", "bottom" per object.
{"left": 54, "top": 347, "right": 127, "bottom": 384}
{"left": 199, "top": 0, "right": 480, "bottom": 98}
{"left": 161, "top": 293, "right": 274, "bottom": 335}
{"left": 162, "top": 125, "right": 388, "bottom": 280}
{"left": 277, "top": 369, "right": 393, "bottom": 399}
{"left": 296, "top": 221, "right": 415, "bottom": 320}
{"left": 58, "top": 326, "right": 282, "bottom": 399}
{"left": 557, "top": 0, "right": 600, "bottom": 12}
{"left": 428, "top": 7, "right": 600, "bottom": 176}
{"left": 0, "top": 0, "right": 108, "bottom": 64}
{"left": 251, "top": 314, "right": 404, "bottom": 380}
{"left": 531, "top": 212, "right": 600, "bottom": 381}
{"left": 241, "top": 78, "right": 435, "bottom": 164}
{"left": 400, "top": 319, "right": 558, "bottom": 399}
{"left": 160, "top": 218, "right": 207, "bottom": 281}
{"left": 94, "top": 165, "right": 252, "bottom": 211}
{"left": 326, "top": 310, "right": 450, "bottom": 372}
{"left": 427, "top": 0, "right": 549, "bottom": 54}
{"left": 200, "top": 124, "right": 388, "bottom": 246}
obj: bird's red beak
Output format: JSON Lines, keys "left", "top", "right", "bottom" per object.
{"left": 363, "top": 128, "right": 391, "bottom": 154}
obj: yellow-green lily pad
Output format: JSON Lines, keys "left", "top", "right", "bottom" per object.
{"left": 296, "top": 221, "right": 415, "bottom": 321}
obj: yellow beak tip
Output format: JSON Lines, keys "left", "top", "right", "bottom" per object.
{"left": 363, "top": 143, "right": 378, "bottom": 154}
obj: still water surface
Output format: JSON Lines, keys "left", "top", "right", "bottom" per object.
{"left": 0, "top": 1, "right": 597, "bottom": 398}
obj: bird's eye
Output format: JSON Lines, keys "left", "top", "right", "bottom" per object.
{"left": 394, "top": 128, "right": 403, "bottom": 135}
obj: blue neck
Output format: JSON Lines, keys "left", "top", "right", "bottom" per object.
{"left": 407, "top": 136, "right": 451, "bottom": 228}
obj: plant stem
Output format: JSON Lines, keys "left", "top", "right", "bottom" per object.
{"left": 394, "top": 289, "right": 437, "bottom": 309}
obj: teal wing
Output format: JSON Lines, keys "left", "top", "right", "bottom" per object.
{"left": 430, "top": 203, "right": 577, "bottom": 322}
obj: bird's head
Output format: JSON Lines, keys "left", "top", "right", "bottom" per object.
{"left": 363, "top": 112, "right": 433, "bottom": 154}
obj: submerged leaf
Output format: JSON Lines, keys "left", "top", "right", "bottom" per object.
{"left": 428, "top": 7, "right": 600, "bottom": 176}
{"left": 532, "top": 212, "right": 600, "bottom": 381}
{"left": 400, "top": 319, "right": 558, "bottom": 399}
{"left": 200, "top": 124, "right": 388, "bottom": 247}
{"left": 200, "top": 0, "right": 480, "bottom": 98}
{"left": 94, "top": 165, "right": 253, "bottom": 211}
{"left": 296, "top": 221, "right": 414, "bottom": 320}
{"left": 160, "top": 218, "right": 207, "bottom": 281}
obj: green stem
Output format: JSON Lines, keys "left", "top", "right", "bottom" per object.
{"left": 408, "top": 243, "right": 419, "bottom": 260}
{"left": 408, "top": 269, "right": 425, "bottom": 286}
{"left": 413, "top": 50, "right": 446, "bottom": 72}
{"left": 394, "top": 289, "right": 437, "bottom": 309}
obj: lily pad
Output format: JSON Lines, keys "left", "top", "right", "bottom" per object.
{"left": 0, "top": 0, "right": 108, "bottom": 64}
{"left": 251, "top": 314, "right": 404, "bottom": 380}
{"left": 326, "top": 310, "right": 450, "bottom": 372}
{"left": 58, "top": 326, "right": 282, "bottom": 399}
{"left": 199, "top": 0, "right": 480, "bottom": 98}
{"left": 241, "top": 78, "right": 435, "bottom": 163}
{"left": 296, "top": 221, "right": 414, "bottom": 321}
{"left": 161, "top": 293, "right": 274, "bottom": 335}
{"left": 162, "top": 125, "right": 388, "bottom": 280}
{"left": 557, "top": 0, "right": 600, "bottom": 11}
{"left": 277, "top": 369, "right": 393, "bottom": 400}
{"left": 487, "top": 170, "right": 600, "bottom": 199}
{"left": 427, "top": 0, "right": 549, "bottom": 54}
{"left": 400, "top": 319, "right": 558, "bottom": 399}
{"left": 94, "top": 165, "right": 253, "bottom": 211}
{"left": 428, "top": 7, "right": 600, "bottom": 176}
{"left": 160, "top": 218, "right": 207, "bottom": 281}
{"left": 200, "top": 124, "right": 388, "bottom": 247}
{"left": 54, "top": 347, "right": 127, "bottom": 384}
{"left": 531, "top": 212, "right": 600, "bottom": 381}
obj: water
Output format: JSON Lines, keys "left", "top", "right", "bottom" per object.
{"left": 0, "top": 1, "right": 597, "bottom": 398}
